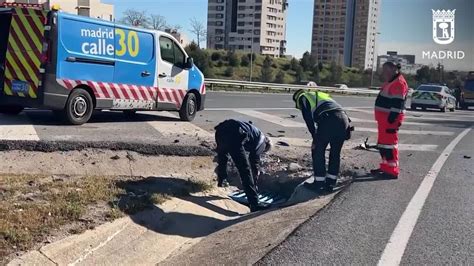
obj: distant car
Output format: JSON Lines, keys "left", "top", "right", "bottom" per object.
{"left": 411, "top": 84, "right": 456, "bottom": 112}
{"left": 307, "top": 81, "right": 318, "bottom": 87}
{"left": 335, "top": 84, "right": 349, "bottom": 90}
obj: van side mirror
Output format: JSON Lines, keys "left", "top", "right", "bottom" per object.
{"left": 185, "top": 57, "right": 194, "bottom": 69}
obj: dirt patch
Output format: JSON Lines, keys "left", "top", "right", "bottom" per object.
{"left": 0, "top": 140, "right": 213, "bottom": 156}
{"left": 0, "top": 173, "right": 215, "bottom": 264}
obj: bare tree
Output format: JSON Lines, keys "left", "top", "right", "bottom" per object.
{"left": 189, "top": 17, "right": 207, "bottom": 48}
{"left": 149, "top": 14, "right": 168, "bottom": 30}
{"left": 120, "top": 9, "right": 148, "bottom": 27}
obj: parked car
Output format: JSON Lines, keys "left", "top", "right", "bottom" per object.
{"left": 411, "top": 84, "right": 456, "bottom": 112}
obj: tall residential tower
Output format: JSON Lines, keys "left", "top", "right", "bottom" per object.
{"left": 207, "top": 0, "right": 288, "bottom": 57}
{"left": 311, "top": 0, "right": 381, "bottom": 69}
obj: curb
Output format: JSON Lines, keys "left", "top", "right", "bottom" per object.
{"left": 0, "top": 140, "right": 213, "bottom": 156}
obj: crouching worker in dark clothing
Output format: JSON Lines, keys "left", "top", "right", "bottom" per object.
{"left": 293, "top": 89, "right": 352, "bottom": 192}
{"left": 215, "top": 119, "right": 272, "bottom": 212}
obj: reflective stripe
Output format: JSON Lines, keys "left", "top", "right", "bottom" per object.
{"left": 390, "top": 107, "right": 406, "bottom": 114}
{"left": 326, "top": 174, "right": 338, "bottom": 180}
{"left": 379, "top": 88, "right": 405, "bottom": 99}
{"left": 386, "top": 161, "right": 398, "bottom": 167}
{"left": 378, "top": 144, "right": 398, "bottom": 149}
{"left": 314, "top": 176, "right": 326, "bottom": 182}
{"left": 375, "top": 106, "right": 392, "bottom": 113}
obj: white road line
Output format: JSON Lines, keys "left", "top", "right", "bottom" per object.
{"left": 235, "top": 110, "right": 455, "bottom": 136}
{"left": 236, "top": 110, "right": 305, "bottom": 127}
{"left": 207, "top": 107, "right": 295, "bottom": 111}
{"left": 378, "top": 127, "right": 472, "bottom": 266}
{"left": 0, "top": 114, "right": 39, "bottom": 141}
{"left": 147, "top": 111, "right": 213, "bottom": 138}
{"left": 347, "top": 108, "right": 474, "bottom": 123}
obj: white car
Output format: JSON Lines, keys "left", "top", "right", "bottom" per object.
{"left": 410, "top": 84, "right": 456, "bottom": 112}
{"left": 335, "top": 84, "right": 349, "bottom": 90}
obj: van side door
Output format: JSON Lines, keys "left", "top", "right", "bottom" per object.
{"left": 156, "top": 35, "right": 189, "bottom": 109}
{"left": 113, "top": 26, "right": 155, "bottom": 97}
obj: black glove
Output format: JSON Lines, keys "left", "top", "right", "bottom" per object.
{"left": 388, "top": 112, "right": 399, "bottom": 124}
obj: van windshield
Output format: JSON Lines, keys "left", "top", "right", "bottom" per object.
{"left": 417, "top": 85, "right": 442, "bottom": 92}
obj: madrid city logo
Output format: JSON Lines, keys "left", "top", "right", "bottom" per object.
{"left": 423, "top": 9, "right": 464, "bottom": 60}
{"left": 432, "top": 9, "right": 455, "bottom": 45}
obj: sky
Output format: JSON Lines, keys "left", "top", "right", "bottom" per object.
{"left": 103, "top": 0, "right": 473, "bottom": 70}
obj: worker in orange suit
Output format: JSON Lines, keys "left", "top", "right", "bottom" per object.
{"left": 371, "top": 61, "right": 409, "bottom": 179}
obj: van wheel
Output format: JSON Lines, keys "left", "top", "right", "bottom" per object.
{"left": 410, "top": 105, "right": 417, "bottom": 110}
{"left": 449, "top": 107, "right": 455, "bottom": 112}
{"left": 440, "top": 106, "right": 447, "bottom": 113}
{"left": 64, "top": 89, "right": 94, "bottom": 125}
{"left": 0, "top": 106, "right": 24, "bottom": 115}
{"left": 179, "top": 93, "right": 197, "bottom": 122}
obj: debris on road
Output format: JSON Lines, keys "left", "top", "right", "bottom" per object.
{"left": 288, "top": 163, "right": 302, "bottom": 172}
{"left": 126, "top": 152, "right": 136, "bottom": 161}
{"left": 276, "top": 141, "right": 290, "bottom": 147}
{"left": 278, "top": 130, "right": 286, "bottom": 133}
{"left": 464, "top": 155, "right": 471, "bottom": 159}
{"left": 289, "top": 115, "right": 297, "bottom": 119}
{"left": 111, "top": 155, "right": 120, "bottom": 160}
{"left": 174, "top": 139, "right": 180, "bottom": 143}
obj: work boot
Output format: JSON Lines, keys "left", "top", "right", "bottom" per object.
{"left": 381, "top": 173, "right": 398, "bottom": 180}
{"left": 250, "top": 202, "right": 270, "bottom": 212}
{"left": 304, "top": 181, "right": 325, "bottom": 192}
{"left": 325, "top": 178, "right": 337, "bottom": 192}
{"left": 370, "top": 168, "right": 384, "bottom": 177}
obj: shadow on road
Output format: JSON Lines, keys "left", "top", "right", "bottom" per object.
{"left": 113, "top": 176, "right": 269, "bottom": 238}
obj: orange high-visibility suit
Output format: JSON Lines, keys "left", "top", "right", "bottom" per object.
{"left": 374, "top": 74, "right": 409, "bottom": 176}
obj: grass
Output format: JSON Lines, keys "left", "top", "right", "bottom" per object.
{"left": 0, "top": 174, "right": 215, "bottom": 263}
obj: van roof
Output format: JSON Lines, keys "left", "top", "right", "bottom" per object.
{"left": 57, "top": 11, "right": 178, "bottom": 39}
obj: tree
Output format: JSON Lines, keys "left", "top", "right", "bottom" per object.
{"left": 310, "top": 64, "right": 321, "bottom": 84}
{"left": 274, "top": 70, "right": 286, "bottom": 84}
{"left": 225, "top": 67, "right": 234, "bottom": 77}
{"left": 149, "top": 14, "right": 167, "bottom": 30}
{"left": 296, "top": 66, "right": 306, "bottom": 83}
{"left": 189, "top": 18, "right": 206, "bottom": 48}
{"left": 329, "top": 61, "right": 343, "bottom": 84}
{"left": 318, "top": 62, "right": 324, "bottom": 72}
{"left": 211, "top": 52, "right": 222, "bottom": 61}
{"left": 228, "top": 52, "right": 240, "bottom": 67}
{"left": 121, "top": 9, "right": 148, "bottom": 27}
{"left": 416, "top": 66, "right": 431, "bottom": 84}
{"left": 300, "top": 51, "right": 312, "bottom": 71}
{"left": 260, "top": 56, "right": 274, "bottom": 82}
{"left": 241, "top": 54, "right": 250, "bottom": 67}
{"left": 185, "top": 42, "right": 213, "bottom": 78}
{"left": 290, "top": 58, "right": 299, "bottom": 71}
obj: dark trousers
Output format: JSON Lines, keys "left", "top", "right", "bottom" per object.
{"left": 215, "top": 134, "right": 259, "bottom": 207}
{"left": 312, "top": 111, "right": 349, "bottom": 178}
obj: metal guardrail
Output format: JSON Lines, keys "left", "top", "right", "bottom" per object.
{"left": 204, "top": 78, "right": 379, "bottom": 96}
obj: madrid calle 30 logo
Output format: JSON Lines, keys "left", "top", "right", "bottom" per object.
{"left": 432, "top": 9, "right": 456, "bottom": 45}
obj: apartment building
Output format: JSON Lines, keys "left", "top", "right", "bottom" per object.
{"left": 311, "top": 0, "right": 381, "bottom": 69}
{"left": 0, "top": 0, "right": 114, "bottom": 21}
{"left": 207, "top": 0, "right": 289, "bottom": 57}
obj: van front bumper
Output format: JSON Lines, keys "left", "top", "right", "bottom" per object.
{"left": 199, "top": 93, "right": 206, "bottom": 111}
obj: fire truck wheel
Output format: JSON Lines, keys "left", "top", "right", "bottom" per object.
{"left": 0, "top": 106, "right": 24, "bottom": 115}
{"left": 65, "top": 89, "right": 94, "bottom": 125}
{"left": 179, "top": 93, "right": 197, "bottom": 122}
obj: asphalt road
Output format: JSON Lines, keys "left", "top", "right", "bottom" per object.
{"left": 1, "top": 92, "right": 473, "bottom": 264}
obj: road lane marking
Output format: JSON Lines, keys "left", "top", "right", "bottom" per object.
{"left": 378, "top": 127, "right": 472, "bottom": 266}
{"left": 347, "top": 108, "right": 474, "bottom": 123}
{"left": 0, "top": 114, "right": 39, "bottom": 141}
{"left": 235, "top": 110, "right": 455, "bottom": 136}
{"left": 236, "top": 110, "right": 305, "bottom": 127}
{"left": 147, "top": 111, "right": 213, "bottom": 139}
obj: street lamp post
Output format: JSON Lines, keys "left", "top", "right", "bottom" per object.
{"left": 370, "top": 32, "right": 381, "bottom": 88}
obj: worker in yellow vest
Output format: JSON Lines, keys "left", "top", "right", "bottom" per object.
{"left": 293, "top": 89, "right": 352, "bottom": 192}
